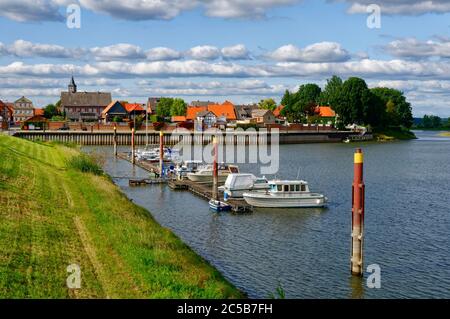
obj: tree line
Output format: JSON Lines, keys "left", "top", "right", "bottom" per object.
{"left": 416, "top": 115, "right": 450, "bottom": 129}
{"left": 279, "top": 75, "right": 414, "bottom": 129}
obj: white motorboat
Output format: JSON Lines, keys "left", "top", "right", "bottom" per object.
{"left": 208, "top": 199, "right": 232, "bottom": 212}
{"left": 221, "top": 173, "right": 269, "bottom": 198}
{"left": 243, "top": 180, "right": 327, "bottom": 208}
{"left": 175, "top": 160, "right": 204, "bottom": 179}
{"left": 187, "top": 164, "right": 239, "bottom": 183}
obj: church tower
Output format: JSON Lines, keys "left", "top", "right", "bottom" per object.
{"left": 68, "top": 76, "right": 77, "bottom": 93}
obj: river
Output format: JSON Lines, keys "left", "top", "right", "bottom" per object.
{"left": 85, "top": 130, "right": 450, "bottom": 298}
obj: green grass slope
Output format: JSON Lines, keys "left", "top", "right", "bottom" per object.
{"left": 0, "top": 135, "right": 243, "bottom": 299}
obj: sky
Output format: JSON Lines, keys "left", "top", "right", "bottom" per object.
{"left": 1, "top": 0, "right": 450, "bottom": 116}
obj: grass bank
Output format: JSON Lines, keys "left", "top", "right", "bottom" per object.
{"left": 439, "top": 132, "right": 450, "bottom": 137}
{"left": 0, "top": 135, "right": 243, "bottom": 298}
{"left": 373, "top": 128, "right": 417, "bottom": 141}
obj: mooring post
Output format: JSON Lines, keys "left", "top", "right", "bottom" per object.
{"left": 131, "top": 128, "right": 135, "bottom": 165}
{"left": 113, "top": 125, "right": 117, "bottom": 157}
{"left": 351, "top": 148, "right": 365, "bottom": 276}
{"left": 159, "top": 131, "right": 164, "bottom": 177}
{"left": 212, "top": 137, "right": 218, "bottom": 201}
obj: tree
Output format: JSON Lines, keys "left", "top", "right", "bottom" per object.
{"left": 371, "top": 87, "right": 413, "bottom": 128}
{"left": 431, "top": 115, "right": 442, "bottom": 128}
{"left": 156, "top": 98, "right": 173, "bottom": 118}
{"left": 334, "top": 77, "right": 370, "bottom": 125}
{"left": 290, "top": 84, "right": 321, "bottom": 121}
{"left": 258, "top": 98, "right": 277, "bottom": 111}
{"left": 43, "top": 104, "right": 61, "bottom": 119}
{"left": 281, "top": 90, "right": 291, "bottom": 107}
{"left": 319, "top": 75, "right": 343, "bottom": 108}
{"left": 170, "top": 98, "right": 187, "bottom": 116}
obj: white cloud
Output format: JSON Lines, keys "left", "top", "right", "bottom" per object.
{"left": 137, "top": 79, "right": 286, "bottom": 96}
{"left": 145, "top": 47, "right": 182, "bottom": 61}
{"left": 79, "top": 0, "right": 196, "bottom": 20}
{"left": 201, "top": 0, "right": 298, "bottom": 19}
{"left": 266, "top": 42, "right": 351, "bottom": 62}
{"left": 186, "top": 45, "right": 221, "bottom": 60}
{"left": 0, "top": 0, "right": 64, "bottom": 22}
{"left": 221, "top": 44, "right": 251, "bottom": 60}
{"left": 90, "top": 43, "right": 146, "bottom": 60}
{"left": 337, "top": 0, "right": 450, "bottom": 15}
{"left": 384, "top": 37, "right": 450, "bottom": 59}
{"left": 8, "top": 40, "right": 85, "bottom": 59}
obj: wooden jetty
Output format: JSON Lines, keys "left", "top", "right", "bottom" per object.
{"left": 168, "top": 180, "right": 252, "bottom": 213}
{"left": 117, "top": 152, "right": 252, "bottom": 213}
{"left": 129, "top": 178, "right": 166, "bottom": 186}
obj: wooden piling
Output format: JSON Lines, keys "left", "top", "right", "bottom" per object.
{"left": 351, "top": 148, "right": 365, "bottom": 276}
{"left": 159, "top": 131, "right": 164, "bottom": 176}
{"left": 113, "top": 126, "right": 117, "bottom": 156}
{"left": 131, "top": 128, "right": 135, "bottom": 165}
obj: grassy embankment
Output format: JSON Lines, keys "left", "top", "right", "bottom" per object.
{"left": 440, "top": 132, "right": 450, "bottom": 137}
{"left": 373, "top": 127, "right": 417, "bottom": 141}
{"left": 0, "top": 135, "right": 243, "bottom": 298}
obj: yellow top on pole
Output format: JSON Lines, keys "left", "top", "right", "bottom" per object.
{"left": 160, "top": 131, "right": 163, "bottom": 137}
{"left": 131, "top": 128, "right": 134, "bottom": 133}
{"left": 354, "top": 151, "right": 364, "bottom": 164}
{"left": 212, "top": 136, "right": 217, "bottom": 144}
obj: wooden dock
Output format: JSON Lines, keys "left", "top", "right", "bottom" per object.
{"left": 168, "top": 180, "right": 252, "bottom": 213}
{"left": 117, "top": 152, "right": 252, "bottom": 213}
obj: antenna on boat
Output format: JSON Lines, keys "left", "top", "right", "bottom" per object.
{"left": 296, "top": 167, "right": 301, "bottom": 180}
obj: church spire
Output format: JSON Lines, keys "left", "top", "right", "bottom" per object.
{"left": 68, "top": 75, "right": 77, "bottom": 93}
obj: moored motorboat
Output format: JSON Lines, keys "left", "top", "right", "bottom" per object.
{"left": 208, "top": 199, "right": 232, "bottom": 212}
{"left": 243, "top": 180, "right": 327, "bottom": 208}
{"left": 187, "top": 164, "right": 239, "bottom": 183}
{"left": 221, "top": 173, "right": 269, "bottom": 198}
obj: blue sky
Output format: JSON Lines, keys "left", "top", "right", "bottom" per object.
{"left": 1, "top": 0, "right": 450, "bottom": 116}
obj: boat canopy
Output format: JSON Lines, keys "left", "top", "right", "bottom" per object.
{"left": 269, "top": 180, "right": 309, "bottom": 193}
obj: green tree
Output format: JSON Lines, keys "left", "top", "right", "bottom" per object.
{"left": 319, "top": 75, "right": 343, "bottom": 108}
{"left": 281, "top": 90, "right": 291, "bottom": 107}
{"left": 156, "top": 98, "right": 173, "bottom": 118}
{"left": 258, "top": 98, "right": 277, "bottom": 111}
{"left": 290, "top": 84, "right": 321, "bottom": 121}
{"left": 334, "top": 77, "right": 370, "bottom": 125}
{"left": 432, "top": 115, "right": 442, "bottom": 128}
{"left": 371, "top": 87, "right": 413, "bottom": 128}
{"left": 43, "top": 104, "right": 61, "bottom": 119}
{"left": 170, "top": 98, "right": 187, "bottom": 116}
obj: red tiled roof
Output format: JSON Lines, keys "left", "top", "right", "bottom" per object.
{"left": 171, "top": 116, "right": 187, "bottom": 122}
{"left": 315, "top": 106, "right": 336, "bottom": 117}
{"left": 186, "top": 106, "right": 207, "bottom": 120}
{"left": 186, "top": 101, "right": 237, "bottom": 121}
{"left": 207, "top": 101, "right": 236, "bottom": 120}
{"left": 273, "top": 105, "right": 285, "bottom": 117}
{"left": 124, "top": 103, "right": 144, "bottom": 112}
{"left": 34, "top": 108, "right": 44, "bottom": 116}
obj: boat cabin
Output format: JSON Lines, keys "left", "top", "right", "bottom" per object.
{"left": 269, "top": 180, "right": 310, "bottom": 193}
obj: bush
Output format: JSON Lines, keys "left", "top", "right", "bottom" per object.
{"left": 66, "top": 154, "right": 103, "bottom": 175}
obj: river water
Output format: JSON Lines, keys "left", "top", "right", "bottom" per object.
{"left": 85, "top": 130, "right": 450, "bottom": 298}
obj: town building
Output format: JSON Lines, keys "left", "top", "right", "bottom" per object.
{"left": 12, "top": 96, "right": 34, "bottom": 123}
{"left": 235, "top": 104, "right": 259, "bottom": 120}
{"left": 190, "top": 100, "right": 217, "bottom": 107}
{"left": 186, "top": 101, "right": 237, "bottom": 123}
{"left": 315, "top": 106, "right": 336, "bottom": 124}
{"left": 60, "top": 76, "right": 112, "bottom": 122}
{"left": 251, "top": 109, "right": 276, "bottom": 125}
{"left": 0, "top": 100, "right": 14, "bottom": 129}
{"left": 195, "top": 110, "right": 217, "bottom": 128}
{"left": 147, "top": 97, "right": 162, "bottom": 114}
{"left": 101, "top": 101, "right": 145, "bottom": 123}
